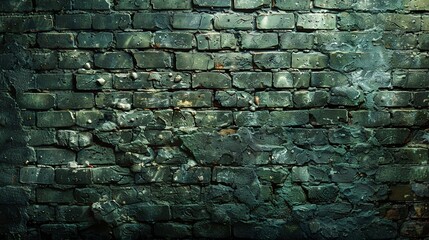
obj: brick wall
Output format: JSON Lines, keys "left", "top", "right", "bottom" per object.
{"left": 1, "top": 0, "right": 429, "bottom": 239}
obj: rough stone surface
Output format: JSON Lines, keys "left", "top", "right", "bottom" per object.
{"left": 1, "top": 1, "right": 428, "bottom": 239}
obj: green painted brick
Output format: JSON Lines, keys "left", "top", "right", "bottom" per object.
{"left": 234, "top": 111, "right": 270, "bottom": 127}
{"left": 135, "top": 51, "right": 172, "bottom": 69}
{"left": 280, "top": 33, "right": 314, "bottom": 50}
{"left": 293, "top": 91, "right": 330, "bottom": 108}
{"left": 350, "top": 111, "right": 390, "bottom": 127}
{"left": 115, "top": 32, "right": 151, "bottom": 49}
{"left": 134, "top": 91, "right": 171, "bottom": 108}
{"left": 337, "top": 12, "right": 376, "bottom": 30}
{"left": 172, "top": 13, "right": 213, "bottom": 30}
{"left": 215, "top": 91, "right": 253, "bottom": 107}
{"left": 233, "top": 72, "right": 272, "bottom": 89}
{"left": 37, "top": 33, "right": 75, "bottom": 49}
{"left": 240, "top": 32, "right": 278, "bottom": 49}
{"left": 56, "top": 168, "right": 92, "bottom": 185}
{"left": 257, "top": 14, "right": 294, "bottom": 30}
{"left": 37, "top": 111, "right": 75, "bottom": 128}
{"left": 292, "top": 52, "right": 328, "bottom": 69}
{"left": 153, "top": 32, "right": 195, "bottom": 49}
{"left": 297, "top": 13, "right": 336, "bottom": 30}
{"left": 76, "top": 73, "right": 113, "bottom": 90}
{"left": 152, "top": 0, "right": 192, "bottom": 9}
{"left": 192, "top": 72, "right": 231, "bottom": 89}
{"left": 115, "top": 0, "right": 149, "bottom": 9}
{"left": 253, "top": 52, "right": 291, "bottom": 69}
{"left": 94, "top": 52, "right": 133, "bottom": 69}
{"left": 273, "top": 72, "right": 293, "bottom": 88}
{"left": 234, "top": 0, "right": 270, "bottom": 9}
{"left": 214, "top": 14, "right": 253, "bottom": 30}
{"left": 35, "top": 0, "right": 71, "bottom": 11}
{"left": 256, "top": 91, "right": 292, "bottom": 108}
{"left": 393, "top": 71, "right": 429, "bottom": 89}
{"left": 193, "top": 0, "right": 231, "bottom": 7}
{"left": 17, "top": 93, "right": 55, "bottom": 110}
{"left": 309, "top": 109, "right": 348, "bottom": 125}
{"left": 116, "top": 110, "right": 154, "bottom": 128}
{"left": 374, "top": 91, "right": 412, "bottom": 107}
{"left": 32, "top": 50, "right": 58, "bottom": 70}
{"left": 133, "top": 13, "right": 171, "bottom": 30}
{"left": 0, "top": 0, "right": 33, "bottom": 12}
{"left": 390, "top": 110, "right": 429, "bottom": 127}
{"left": 20, "top": 166, "right": 55, "bottom": 184}
{"left": 77, "top": 32, "right": 113, "bottom": 49}
{"left": 76, "top": 110, "right": 104, "bottom": 129}
{"left": 0, "top": 15, "right": 53, "bottom": 33}
{"left": 379, "top": 14, "right": 421, "bottom": 32}
{"left": 413, "top": 92, "right": 429, "bottom": 108}
{"left": 195, "top": 111, "right": 233, "bottom": 127}
{"left": 275, "top": 0, "right": 310, "bottom": 10}
{"left": 313, "top": 0, "right": 353, "bottom": 9}
{"left": 213, "top": 53, "right": 253, "bottom": 70}
{"left": 92, "top": 13, "right": 131, "bottom": 30}
{"left": 56, "top": 14, "right": 92, "bottom": 30}
{"left": 74, "top": 0, "right": 110, "bottom": 9}
{"left": 96, "top": 92, "right": 133, "bottom": 109}
{"left": 196, "top": 33, "right": 237, "bottom": 50}
{"left": 57, "top": 93, "right": 94, "bottom": 110}
{"left": 353, "top": 0, "right": 403, "bottom": 11}
{"left": 269, "top": 111, "right": 309, "bottom": 126}
{"left": 374, "top": 128, "right": 411, "bottom": 145}
{"left": 176, "top": 52, "right": 214, "bottom": 70}
{"left": 171, "top": 91, "right": 213, "bottom": 108}
{"left": 59, "top": 51, "right": 92, "bottom": 69}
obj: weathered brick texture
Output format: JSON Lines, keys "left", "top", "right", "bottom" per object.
{"left": 1, "top": 0, "right": 429, "bottom": 239}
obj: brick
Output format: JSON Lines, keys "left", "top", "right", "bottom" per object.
{"left": 32, "top": 50, "right": 57, "bottom": 70}
{"left": 37, "top": 111, "right": 75, "bottom": 128}
{"left": 27, "top": 129, "right": 57, "bottom": 146}
{"left": 115, "top": 0, "right": 149, "bottom": 9}
{"left": 423, "top": 16, "right": 429, "bottom": 31}
{"left": 176, "top": 53, "right": 214, "bottom": 70}
{"left": 172, "top": 205, "right": 209, "bottom": 221}
{"left": 377, "top": 166, "right": 429, "bottom": 182}
{"left": 253, "top": 52, "right": 291, "bottom": 69}
{"left": 273, "top": 72, "right": 293, "bottom": 88}
{"left": 135, "top": 51, "right": 172, "bottom": 69}
{"left": 58, "top": 51, "right": 92, "bottom": 69}
{"left": 116, "top": 32, "right": 151, "bottom": 49}
{"left": 154, "top": 223, "right": 192, "bottom": 238}
{"left": 77, "top": 32, "right": 113, "bottom": 49}
{"left": 152, "top": 0, "right": 191, "bottom": 9}
{"left": 401, "top": 221, "right": 429, "bottom": 238}
{"left": 234, "top": 0, "right": 269, "bottom": 9}
{"left": 195, "top": 111, "right": 233, "bottom": 127}
{"left": 153, "top": 32, "right": 194, "bottom": 49}
{"left": 171, "top": 91, "right": 212, "bottom": 108}
{"left": 96, "top": 92, "right": 133, "bottom": 109}
{"left": 17, "top": 93, "right": 55, "bottom": 110}
{"left": 193, "top": 0, "right": 231, "bottom": 7}
{"left": 76, "top": 73, "right": 113, "bottom": 90}
{"left": 350, "top": 111, "right": 390, "bottom": 127}
{"left": 329, "top": 86, "right": 364, "bottom": 106}
{"left": 275, "top": 0, "right": 310, "bottom": 10}
{"left": 382, "top": 33, "right": 417, "bottom": 50}
{"left": 293, "top": 91, "right": 329, "bottom": 108}
{"left": 305, "top": 184, "right": 339, "bottom": 202}
{"left": 404, "top": 0, "right": 429, "bottom": 10}
{"left": 57, "top": 93, "right": 94, "bottom": 110}
{"left": 391, "top": 52, "right": 429, "bottom": 69}
{"left": 20, "top": 166, "right": 54, "bottom": 184}
{"left": 313, "top": 0, "right": 352, "bottom": 9}
{"left": 76, "top": 110, "right": 104, "bottom": 129}
{"left": 135, "top": 166, "right": 172, "bottom": 183}
{"left": 393, "top": 71, "right": 429, "bottom": 89}
{"left": 0, "top": 0, "right": 33, "bottom": 12}
{"left": 310, "top": 109, "right": 348, "bottom": 125}
{"left": 297, "top": 14, "right": 336, "bottom": 30}
{"left": 213, "top": 53, "right": 253, "bottom": 70}
{"left": 232, "top": 72, "right": 272, "bottom": 89}
{"left": 94, "top": 52, "right": 133, "bottom": 69}
{"left": 413, "top": 92, "right": 429, "bottom": 108}
{"left": 234, "top": 111, "right": 269, "bottom": 127}
{"left": 378, "top": 14, "right": 421, "bottom": 32}
{"left": 330, "top": 51, "right": 390, "bottom": 72}
{"left": 196, "top": 33, "right": 237, "bottom": 50}
{"left": 56, "top": 14, "right": 92, "bottom": 30}
{"left": 116, "top": 110, "right": 154, "bottom": 128}
{"left": 215, "top": 91, "right": 253, "bottom": 107}
{"left": 37, "top": 33, "right": 75, "bottom": 49}
{"left": 256, "top": 91, "right": 292, "bottom": 108}
{"left": 173, "top": 167, "right": 211, "bottom": 184}
{"left": 57, "top": 206, "right": 92, "bottom": 222}
{"left": 240, "top": 32, "right": 278, "bottom": 49}
{"left": 328, "top": 126, "right": 371, "bottom": 145}
{"left": 134, "top": 91, "right": 171, "bottom": 108}
{"left": 214, "top": 14, "right": 253, "bottom": 30}
{"left": 354, "top": 0, "right": 403, "bottom": 11}
{"left": 28, "top": 205, "right": 55, "bottom": 222}
{"left": 256, "top": 14, "right": 294, "bottom": 30}
{"left": 419, "top": 34, "right": 429, "bottom": 50}
{"left": 74, "top": 0, "right": 110, "bottom": 10}
{"left": 35, "top": 0, "right": 71, "bottom": 11}
{"left": 392, "top": 148, "right": 429, "bottom": 164}
{"left": 337, "top": 12, "right": 376, "bottom": 30}
{"left": 133, "top": 13, "right": 171, "bottom": 30}
{"left": 126, "top": 204, "right": 171, "bottom": 221}
{"left": 151, "top": 72, "right": 192, "bottom": 89}
{"left": 172, "top": 13, "right": 213, "bottom": 30}
{"left": 57, "top": 130, "right": 92, "bottom": 150}
{"left": 269, "top": 111, "right": 309, "bottom": 126}
{"left": 93, "top": 13, "right": 131, "bottom": 30}
{"left": 36, "top": 188, "right": 74, "bottom": 203}
{"left": 280, "top": 33, "right": 314, "bottom": 50}
{"left": 78, "top": 145, "right": 115, "bottom": 165}
{"left": 374, "top": 91, "right": 412, "bottom": 107}
{"left": 0, "top": 15, "right": 53, "bottom": 33}
{"left": 55, "top": 168, "right": 92, "bottom": 185}
{"left": 374, "top": 128, "right": 411, "bottom": 145}
{"left": 292, "top": 52, "right": 328, "bottom": 69}
{"left": 193, "top": 72, "right": 231, "bottom": 89}
{"left": 390, "top": 110, "right": 429, "bottom": 127}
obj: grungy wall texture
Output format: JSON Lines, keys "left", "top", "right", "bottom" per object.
{"left": 1, "top": 0, "right": 429, "bottom": 239}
